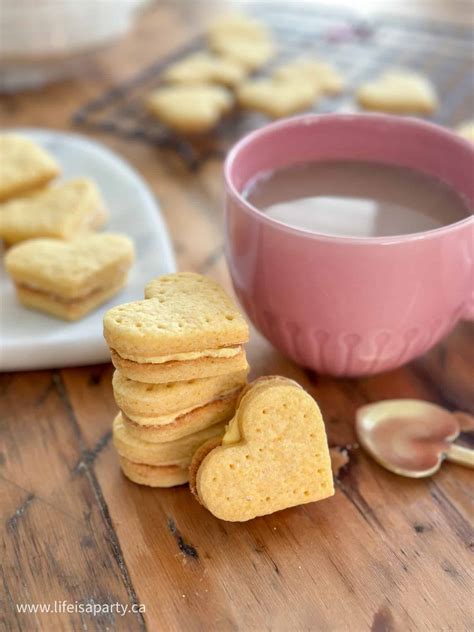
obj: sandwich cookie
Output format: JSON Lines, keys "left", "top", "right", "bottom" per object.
{"left": 0, "top": 134, "right": 60, "bottom": 202}
{"left": 0, "top": 178, "right": 107, "bottom": 245}
{"left": 190, "top": 376, "right": 334, "bottom": 521}
{"left": 104, "top": 272, "right": 249, "bottom": 383}
{"left": 113, "top": 411, "right": 227, "bottom": 471}
{"left": 119, "top": 457, "right": 189, "bottom": 488}
{"left": 114, "top": 369, "right": 247, "bottom": 442}
{"left": 5, "top": 233, "right": 134, "bottom": 320}
{"left": 121, "top": 394, "right": 238, "bottom": 443}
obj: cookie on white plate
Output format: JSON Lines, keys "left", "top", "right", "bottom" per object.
{"left": 0, "top": 134, "right": 60, "bottom": 202}
{"left": 0, "top": 178, "right": 107, "bottom": 245}
{"left": 5, "top": 233, "right": 134, "bottom": 320}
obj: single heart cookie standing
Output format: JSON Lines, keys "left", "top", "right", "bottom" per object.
{"left": 190, "top": 376, "right": 334, "bottom": 521}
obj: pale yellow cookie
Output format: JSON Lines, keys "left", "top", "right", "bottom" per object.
{"left": 119, "top": 457, "right": 189, "bottom": 487}
{"left": 208, "top": 14, "right": 270, "bottom": 41}
{"left": 163, "top": 52, "right": 247, "bottom": 87}
{"left": 0, "top": 134, "right": 60, "bottom": 202}
{"left": 121, "top": 391, "right": 240, "bottom": 443}
{"left": 274, "top": 58, "right": 344, "bottom": 95}
{"left": 207, "top": 14, "right": 274, "bottom": 70}
{"left": 190, "top": 376, "right": 334, "bottom": 522}
{"left": 113, "top": 368, "right": 248, "bottom": 420}
{"left": 455, "top": 121, "right": 474, "bottom": 142}
{"left": 113, "top": 412, "right": 227, "bottom": 469}
{"left": 5, "top": 233, "right": 134, "bottom": 320}
{"left": 110, "top": 348, "right": 249, "bottom": 384}
{"left": 104, "top": 272, "right": 249, "bottom": 383}
{"left": 189, "top": 436, "right": 222, "bottom": 495}
{"left": 356, "top": 70, "right": 438, "bottom": 114}
{"left": 0, "top": 178, "right": 107, "bottom": 245}
{"left": 147, "top": 85, "right": 233, "bottom": 133}
{"left": 237, "top": 78, "right": 318, "bottom": 118}
{"left": 210, "top": 38, "right": 274, "bottom": 71}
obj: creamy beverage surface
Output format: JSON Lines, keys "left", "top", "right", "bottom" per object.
{"left": 244, "top": 160, "right": 472, "bottom": 237}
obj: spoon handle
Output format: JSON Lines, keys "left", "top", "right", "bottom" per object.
{"left": 445, "top": 444, "right": 474, "bottom": 469}
{"left": 452, "top": 411, "right": 474, "bottom": 432}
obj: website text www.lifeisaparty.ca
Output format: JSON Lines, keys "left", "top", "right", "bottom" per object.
{"left": 16, "top": 600, "right": 146, "bottom": 617}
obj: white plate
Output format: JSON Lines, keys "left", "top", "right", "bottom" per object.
{"left": 0, "top": 128, "right": 176, "bottom": 371}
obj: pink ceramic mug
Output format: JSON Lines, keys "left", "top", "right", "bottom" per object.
{"left": 224, "top": 114, "right": 474, "bottom": 377}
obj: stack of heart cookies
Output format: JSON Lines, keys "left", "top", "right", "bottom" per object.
{"left": 103, "top": 272, "right": 249, "bottom": 487}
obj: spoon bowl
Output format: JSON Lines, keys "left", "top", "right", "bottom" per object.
{"left": 356, "top": 399, "right": 474, "bottom": 478}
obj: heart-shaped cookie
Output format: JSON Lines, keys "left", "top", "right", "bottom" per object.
{"left": 5, "top": 233, "right": 134, "bottom": 320}
{"left": 146, "top": 85, "right": 233, "bottom": 134}
{"left": 356, "top": 70, "right": 438, "bottom": 114}
{"left": 163, "top": 52, "right": 247, "bottom": 87}
{"left": 104, "top": 272, "right": 249, "bottom": 383}
{"left": 0, "top": 178, "right": 107, "bottom": 245}
{"left": 0, "top": 133, "right": 60, "bottom": 202}
{"left": 207, "top": 14, "right": 275, "bottom": 71}
{"left": 190, "top": 376, "right": 334, "bottom": 521}
{"left": 238, "top": 78, "right": 318, "bottom": 118}
{"left": 273, "top": 58, "right": 344, "bottom": 95}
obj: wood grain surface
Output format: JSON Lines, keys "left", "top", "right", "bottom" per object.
{"left": 1, "top": 1, "right": 473, "bottom": 631}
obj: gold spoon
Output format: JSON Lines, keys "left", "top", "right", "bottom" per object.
{"left": 355, "top": 399, "right": 474, "bottom": 478}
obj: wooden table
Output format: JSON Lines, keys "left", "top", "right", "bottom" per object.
{"left": 1, "top": 2, "right": 473, "bottom": 630}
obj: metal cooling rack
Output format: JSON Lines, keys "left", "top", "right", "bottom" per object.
{"left": 73, "top": 3, "right": 474, "bottom": 169}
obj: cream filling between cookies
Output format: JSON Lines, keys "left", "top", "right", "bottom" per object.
{"left": 118, "top": 345, "right": 242, "bottom": 364}
{"left": 221, "top": 412, "right": 241, "bottom": 445}
{"left": 17, "top": 283, "right": 109, "bottom": 304}
{"left": 17, "top": 268, "right": 128, "bottom": 304}
{"left": 127, "top": 403, "right": 204, "bottom": 426}
{"left": 126, "top": 388, "right": 241, "bottom": 426}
